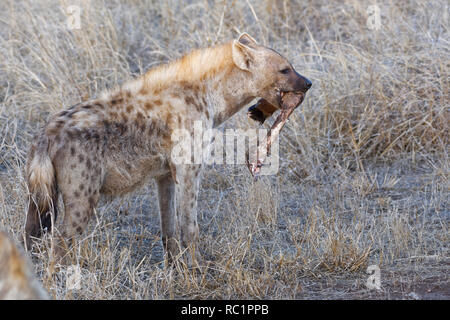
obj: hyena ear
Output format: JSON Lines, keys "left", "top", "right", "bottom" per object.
{"left": 237, "top": 33, "right": 258, "bottom": 48}
{"left": 232, "top": 33, "right": 258, "bottom": 71}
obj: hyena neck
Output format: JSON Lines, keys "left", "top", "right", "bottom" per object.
{"left": 140, "top": 41, "right": 257, "bottom": 127}
{"left": 210, "top": 67, "right": 257, "bottom": 128}
{"left": 105, "top": 42, "right": 257, "bottom": 128}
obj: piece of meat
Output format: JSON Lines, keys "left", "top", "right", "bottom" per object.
{"left": 247, "top": 99, "right": 279, "bottom": 124}
{"left": 247, "top": 91, "right": 304, "bottom": 177}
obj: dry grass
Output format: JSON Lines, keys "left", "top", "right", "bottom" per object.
{"left": 0, "top": 0, "right": 448, "bottom": 299}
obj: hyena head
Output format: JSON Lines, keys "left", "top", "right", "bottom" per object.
{"left": 232, "top": 33, "right": 312, "bottom": 108}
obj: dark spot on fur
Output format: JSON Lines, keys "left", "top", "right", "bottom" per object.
{"left": 78, "top": 154, "right": 84, "bottom": 162}
{"left": 83, "top": 130, "right": 92, "bottom": 140}
{"left": 67, "top": 129, "right": 80, "bottom": 139}
{"left": 47, "top": 121, "right": 64, "bottom": 135}
{"left": 70, "top": 146, "right": 76, "bottom": 156}
{"left": 76, "top": 227, "right": 83, "bottom": 234}
{"left": 92, "top": 132, "right": 100, "bottom": 141}
{"left": 102, "top": 120, "right": 111, "bottom": 132}
{"left": 88, "top": 196, "right": 96, "bottom": 208}
{"left": 86, "top": 158, "right": 92, "bottom": 169}
{"left": 115, "top": 122, "right": 127, "bottom": 135}
{"left": 126, "top": 105, "right": 134, "bottom": 113}
{"left": 56, "top": 120, "right": 65, "bottom": 127}
{"left": 154, "top": 99, "right": 162, "bottom": 106}
{"left": 68, "top": 103, "right": 80, "bottom": 110}
{"left": 74, "top": 191, "right": 80, "bottom": 197}
{"left": 111, "top": 98, "right": 124, "bottom": 105}
{"left": 185, "top": 96, "right": 195, "bottom": 106}
{"left": 144, "top": 103, "right": 153, "bottom": 110}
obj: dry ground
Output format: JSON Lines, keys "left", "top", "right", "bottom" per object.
{"left": 0, "top": 0, "right": 448, "bottom": 299}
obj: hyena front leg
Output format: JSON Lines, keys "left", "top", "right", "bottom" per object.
{"left": 175, "top": 164, "right": 202, "bottom": 266}
{"left": 156, "top": 173, "right": 178, "bottom": 264}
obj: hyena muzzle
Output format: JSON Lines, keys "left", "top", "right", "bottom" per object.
{"left": 24, "top": 33, "right": 311, "bottom": 264}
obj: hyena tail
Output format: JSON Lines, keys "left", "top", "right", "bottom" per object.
{"left": 24, "top": 136, "right": 58, "bottom": 250}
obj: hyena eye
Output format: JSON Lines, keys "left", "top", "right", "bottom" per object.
{"left": 279, "top": 68, "right": 290, "bottom": 74}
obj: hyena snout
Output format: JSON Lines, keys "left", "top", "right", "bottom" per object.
{"left": 290, "top": 71, "right": 312, "bottom": 93}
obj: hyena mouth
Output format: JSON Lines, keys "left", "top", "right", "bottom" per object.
{"left": 279, "top": 90, "right": 305, "bottom": 107}
{"left": 247, "top": 90, "right": 306, "bottom": 125}
{"left": 281, "top": 90, "right": 305, "bottom": 107}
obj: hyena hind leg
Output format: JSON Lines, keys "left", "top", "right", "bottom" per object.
{"left": 54, "top": 181, "right": 100, "bottom": 263}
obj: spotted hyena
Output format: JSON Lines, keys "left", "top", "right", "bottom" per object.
{"left": 24, "top": 33, "right": 311, "bottom": 263}
{"left": 0, "top": 230, "right": 48, "bottom": 299}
